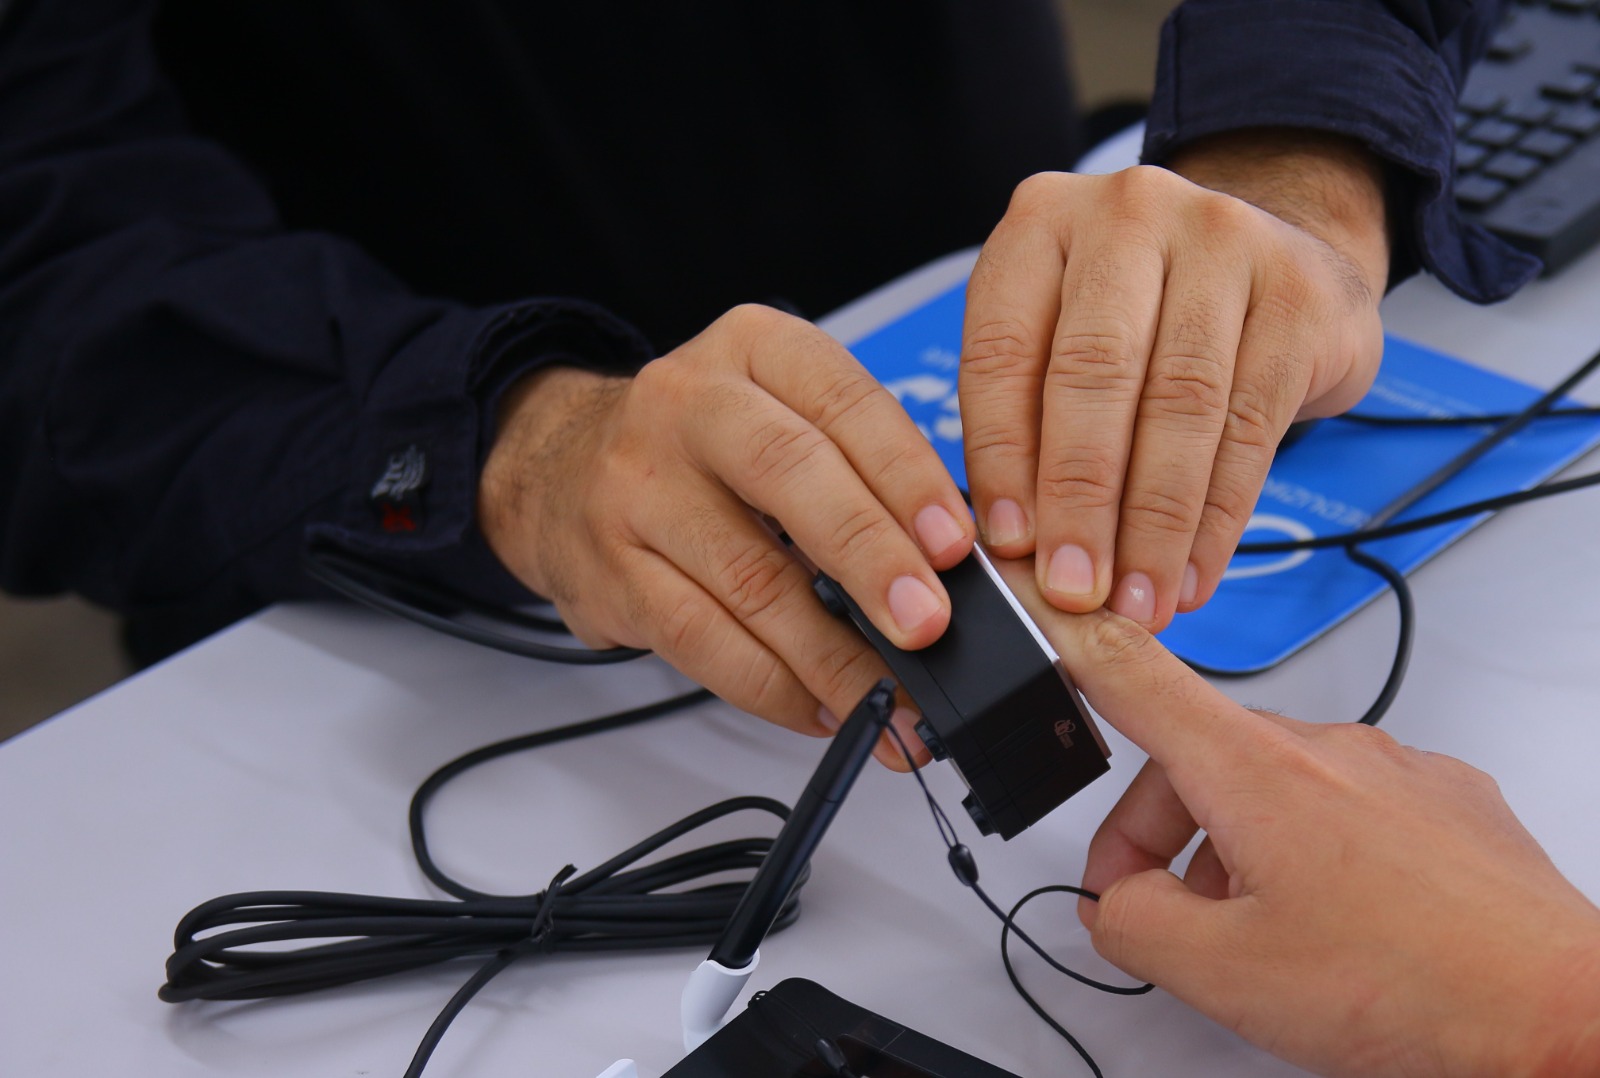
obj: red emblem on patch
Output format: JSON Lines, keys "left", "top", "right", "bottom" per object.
{"left": 380, "top": 504, "right": 417, "bottom": 533}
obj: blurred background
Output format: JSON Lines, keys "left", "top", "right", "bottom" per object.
{"left": 0, "top": 0, "right": 1172, "bottom": 741}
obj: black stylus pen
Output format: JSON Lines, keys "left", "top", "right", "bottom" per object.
{"left": 709, "top": 677, "right": 897, "bottom": 969}
{"left": 680, "top": 677, "right": 897, "bottom": 1050}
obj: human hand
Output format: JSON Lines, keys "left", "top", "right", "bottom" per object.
{"left": 984, "top": 555, "right": 1600, "bottom": 1077}
{"left": 960, "top": 129, "right": 1390, "bottom": 631}
{"left": 479, "top": 305, "right": 976, "bottom": 769}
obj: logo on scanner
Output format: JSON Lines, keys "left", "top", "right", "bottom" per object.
{"left": 1053, "top": 718, "right": 1077, "bottom": 750}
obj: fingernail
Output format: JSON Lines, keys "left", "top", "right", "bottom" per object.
{"left": 1180, "top": 563, "right": 1199, "bottom": 607}
{"left": 914, "top": 505, "right": 966, "bottom": 559}
{"left": 984, "top": 498, "right": 1028, "bottom": 548}
{"left": 888, "top": 575, "right": 943, "bottom": 634}
{"left": 1046, "top": 544, "right": 1096, "bottom": 596}
{"left": 1109, "top": 571, "right": 1156, "bottom": 625}
{"left": 817, "top": 706, "right": 840, "bottom": 732}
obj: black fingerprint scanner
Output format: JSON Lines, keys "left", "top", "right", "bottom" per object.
{"left": 814, "top": 545, "right": 1110, "bottom": 839}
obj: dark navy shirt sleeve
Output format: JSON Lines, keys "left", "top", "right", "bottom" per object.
{"left": 0, "top": 0, "right": 652, "bottom": 650}
{"left": 1144, "top": 0, "right": 1542, "bottom": 303}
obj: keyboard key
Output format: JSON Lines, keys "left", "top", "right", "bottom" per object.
{"left": 1459, "top": 2, "right": 1600, "bottom": 274}
{"left": 1456, "top": 142, "right": 1491, "bottom": 171}
{"left": 1467, "top": 117, "right": 1524, "bottom": 147}
{"left": 1460, "top": 85, "right": 1507, "bottom": 114}
{"left": 1479, "top": 135, "right": 1600, "bottom": 271}
{"left": 1456, "top": 174, "right": 1508, "bottom": 210}
{"left": 1519, "top": 128, "right": 1577, "bottom": 158}
{"left": 1540, "top": 72, "right": 1598, "bottom": 100}
{"left": 1503, "top": 98, "right": 1556, "bottom": 125}
{"left": 1483, "top": 151, "right": 1544, "bottom": 182}
{"left": 1550, "top": 104, "right": 1600, "bottom": 135}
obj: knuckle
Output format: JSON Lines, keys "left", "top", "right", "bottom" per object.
{"left": 1198, "top": 480, "right": 1259, "bottom": 542}
{"left": 804, "top": 366, "right": 880, "bottom": 430}
{"left": 826, "top": 503, "right": 897, "bottom": 561}
{"left": 722, "top": 301, "right": 791, "bottom": 336}
{"left": 716, "top": 541, "right": 800, "bottom": 623}
{"left": 960, "top": 416, "right": 1034, "bottom": 461}
{"left": 963, "top": 320, "right": 1040, "bottom": 373}
{"left": 745, "top": 416, "right": 829, "bottom": 491}
{"left": 1122, "top": 484, "right": 1200, "bottom": 538}
{"left": 1010, "top": 171, "right": 1071, "bottom": 213}
{"left": 1039, "top": 449, "right": 1122, "bottom": 511}
{"left": 864, "top": 437, "right": 931, "bottom": 495}
{"left": 1110, "top": 164, "right": 1174, "bottom": 215}
{"left": 732, "top": 656, "right": 801, "bottom": 720}
{"left": 807, "top": 636, "right": 884, "bottom": 704}
{"left": 1088, "top": 609, "right": 1157, "bottom": 666}
{"left": 1145, "top": 355, "right": 1231, "bottom": 419}
{"left": 1048, "top": 329, "right": 1143, "bottom": 389}
{"left": 1223, "top": 383, "right": 1284, "bottom": 454}
{"left": 1318, "top": 721, "right": 1409, "bottom": 763}
{"left": 655, "top": 592, "right": 718, "bottom": 659}
{"left": 1194, "top": 188, "right": 1257, "bottom": 236}
{"left": 628, "top": 356, "right": 696, "bottom": 418}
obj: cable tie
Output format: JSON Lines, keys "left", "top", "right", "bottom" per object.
{"left": 530, "top": 865, "right": 576, "bottom": 951}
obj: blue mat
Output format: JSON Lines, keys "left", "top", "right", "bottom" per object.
{"left": 847, "top": 280, "right": 1600, "bottom": 674}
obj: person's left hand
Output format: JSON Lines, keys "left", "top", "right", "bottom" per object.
{"left": 959, "top": 129, "right": 1390, "bottom": 631}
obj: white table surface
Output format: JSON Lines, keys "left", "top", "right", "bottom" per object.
{"left": 5, "top": 147, "right": 1600, "bottom": 1078}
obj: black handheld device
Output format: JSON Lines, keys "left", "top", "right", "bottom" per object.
{"left": 666, "top": 978, "right": 1024, "bottom": 1078}
{"left": 813, "top": 546, "right": 1109, "bottom": 840}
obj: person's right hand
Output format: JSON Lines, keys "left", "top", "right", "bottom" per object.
{"left": 984, "top": 556, "right": 1600, "bottom": 1077}
{"left": 479, "top": 304, "right": 975, "bottom": 768}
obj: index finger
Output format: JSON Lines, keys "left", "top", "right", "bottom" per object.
{"left": 738, "top": 307, "right": 975, "bottom": 571}
{"left": 984, "top": 553, "right": 1270, "bottom": 769}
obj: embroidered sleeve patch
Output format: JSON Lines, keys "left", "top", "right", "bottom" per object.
{"left": 369, "top": 445, "right": 429, "bottom": 533}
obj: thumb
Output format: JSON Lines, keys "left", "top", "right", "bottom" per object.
{"left": 1090, "top": 868, "right": 1231, "bottom": 990}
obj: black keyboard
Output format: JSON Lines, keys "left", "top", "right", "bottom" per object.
{"left": 1456, "top": 0, "right": 1600, "bottom": 273}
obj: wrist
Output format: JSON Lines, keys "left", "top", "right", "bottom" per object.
{"left": 478, "top": 364, "right": 627, "bottom": 598}
{"left": 1166, "top": 127, "right": 1391, "bottom": 302}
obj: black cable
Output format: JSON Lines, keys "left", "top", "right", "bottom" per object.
{"left": 409, "top": 687, "right": 713, "bottom": 899}
{"left": 1341, "top": 404, "right": 1600, "bottom": 427}
{"left": 1238, "top": 348, "right": 1600, "bottom": 727}
{"left": 1244, "top": 348, "right": 1600, "bottom": 555}
{"left": 1372, "top": 348, "right": 1599, "bottom": 531}
{"left": 1341, "top": 547, "right": 1413, "bottom": 727}
{"left": 1235, "top": 467, "right": 1600, "bottom": 554}
{"left": 886, "top": 726, "right": 1151, "bottom": 1078}
{"left": 397, "top": 864, "right": 576, "bottom": 1078}
{"left": 304, "top": 546, "right": 648, "bottom": 665}
{"left": 998, "top": 886, "right": 1118, "bottom": 1078}
{"left": 159, "top": 688, "right": 819, "bottom": 1078}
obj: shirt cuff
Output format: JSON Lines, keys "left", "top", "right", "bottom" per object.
{"left": 308, "top": 297, "right": 654, "bottom": 605}
{"left": 1142, "top": 0, "right": 1541, "bottom": 303}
